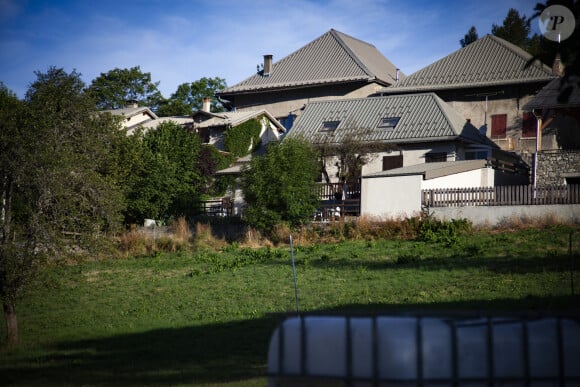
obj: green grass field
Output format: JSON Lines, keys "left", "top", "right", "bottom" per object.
{"left": 1, "top": 225, "right": 579, "bottom": 386}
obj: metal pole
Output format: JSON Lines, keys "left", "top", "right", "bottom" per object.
{"left": 570, "top": 231, "right": 575, "bottom": 296}
{"left": 289, "top": 235, "right": 300, "bottom": 314}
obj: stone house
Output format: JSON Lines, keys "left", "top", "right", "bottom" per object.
{"left": 523, "top": 75, "right": 580, "bottom": 186}
{"left": 216, "top": 29, "right": 403, "bottom": 130}
{"left": 379, "top": 35, "right": 557, "bottom": 154}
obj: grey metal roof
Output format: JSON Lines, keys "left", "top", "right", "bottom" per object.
{"left": 218, "top": 29, "right": 402, "bottom": 95}
{"left": 103, "top": 106, "right": 159, "bottom": 120}
{"left": 523, "top": 75, "right": 580, "bottom": 110}
{"left": 383, "top": 35, "right": 555, "bottom": 94}
{"left": 363, "top": 160, "right": 487, "bottom": 179}
{"left": 286, "top": 93, "right": 496, "bottom": 147}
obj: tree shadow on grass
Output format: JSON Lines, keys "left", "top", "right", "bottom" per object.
{"left": 1, "top": 296, "right": 579, "bottom": 386}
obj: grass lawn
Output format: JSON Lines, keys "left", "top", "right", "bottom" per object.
{"left": 1, "top": 225, "right": 579, "bottom": 385}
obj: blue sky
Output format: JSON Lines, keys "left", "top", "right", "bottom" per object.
{"left": 0, "top": 0, "right": 540, "bottom": 99}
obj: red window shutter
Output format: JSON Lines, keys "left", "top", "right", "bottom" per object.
{"left": 522, "top": 112, "right": 536, "bottom": 138}
{"left": 491, "top": 114, "right": 507, "bottom": 139}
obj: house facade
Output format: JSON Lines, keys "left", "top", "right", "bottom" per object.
{"left": 380, "top": 35, "right": 556, "bottom": 154}
{"left": 523, "top": 75, "right": 580, "bottom": 186}
{"left": 216, "top": 29, "right": 403, "bottom": 130}
{"left": 286, "top": 92, "right": 526, "bottom": 184}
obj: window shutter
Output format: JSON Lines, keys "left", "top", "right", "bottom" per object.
{"left": 383, "top": 155, "right": 403, "bottom": 171}
{"left": 491, "top": 114, "right": 507, "bottom": 139}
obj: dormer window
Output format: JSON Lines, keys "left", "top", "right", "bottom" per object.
{"left": 319, "top": 120, "right": 340, "bottom": 132}
{"left": 377, "top": 117, "right": 400, "bottom": 129}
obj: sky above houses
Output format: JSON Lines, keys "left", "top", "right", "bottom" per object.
{"left": 0, "top": 0, "right": 542, "bottom": 99}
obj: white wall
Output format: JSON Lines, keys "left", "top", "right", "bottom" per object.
{"left": 362, "top": 168, "right": 496, "bottom": 218}
{"left": 361, "top": 174, "right": 422, "bottom": 218}
{"left": 421, "top": 168, "right": 494, "bottom": 190}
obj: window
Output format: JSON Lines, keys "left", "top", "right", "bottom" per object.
{"left": 491, "top": 114, "right": 507, "bottom": 139}
{"left": 377, "top": 117, "right": 400, "bottom": 129}
{"left": 425, "top": 152, "right": 448, "bottom": 163}
{"left": 382, "top": 155, "right": 403, "bottom": 170}
{"left": 522, "top": 112, "right": 536, "bottom": 138}
{"left": 465, "top": 150, "right": 488, "bottom": 160}
{"left": 278, "top": 114, "right": 295, "bottom": 130}
{"left": 319, "top": 120, "right": 340, "bottom": 132}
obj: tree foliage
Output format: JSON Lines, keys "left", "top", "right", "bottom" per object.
{"left": 491, "top": 8, "right": 543, "bottom": 56}
{"left": 157, "top": 77, "right": 227, "bottom": 116}
{"left": 122, "top": 122, "right": 206, "bottom": 223}
{"left": 460, "top": 26, "right": 479, "bottom": 47}
{"left": 1, "top": 68, "right": 125, "bottom": 346}
{"left": 88, "top": 66, "right": 163, "bottom": 111}
{"left": 240, "top": 138, "right": 320, "bottom": 232}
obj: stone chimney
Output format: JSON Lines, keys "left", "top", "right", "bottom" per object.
{"left": 263, "top": 54, "right": 273, "bottom": 76}
{"left": 202, "top": 97, "right": 211, "bottom": 112}
{"left": 552, "top": 53, "right": 564, "bottom": 76}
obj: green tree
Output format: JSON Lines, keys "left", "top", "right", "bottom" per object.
{"left": 88, "top": 66, "right": 163, "bottom": 111}
{"left": 460, "top": 26, "right": 479, "bottom": 47}
{"left": 0, "top": 69, "right": 124, "bottom": 346}
{"left": 240, "top": 138, "right": 320, "bottom": 232}
{"left": 157, "top": 77, "right": 227, "bottom": 117}
{"left": 123, "top": 122, "right": 204, "bottom": 223}
{"left": 492, "top": 8, "right": 532, "bottom": 48}
{"left": 491, "top": 7, "right": 544, "bottom": 56}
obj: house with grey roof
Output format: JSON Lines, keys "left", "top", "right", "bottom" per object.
{"left": 192, "top": 106, "right": 285, "bottom": 152}
{"left": 380, "top": 35, "right": 556, "bottom": 154}
{"left": 286, "top": 92, "right": 527, "bottom": 185}
{"left": 104, "top": 104, "right": 195, "bottom": 135}
{"left": 216, "top": 29, "right": 403, "bottom": 130}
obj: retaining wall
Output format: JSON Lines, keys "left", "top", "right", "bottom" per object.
{"left": 431, "top": 204, "right": 580, "bottom": 226}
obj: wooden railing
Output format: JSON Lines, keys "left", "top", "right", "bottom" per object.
{"left": 316, "top": 182, "right": 361, "bottom": 201}
{"left": 422, "top": 184, "right": 580, "bottom": 208}
{"left": 194, "top": 198, "right": 234, "bottom": 217}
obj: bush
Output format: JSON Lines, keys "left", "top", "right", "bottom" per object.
{"left": 418, "top": 217, "right": 472, "bottom": 246}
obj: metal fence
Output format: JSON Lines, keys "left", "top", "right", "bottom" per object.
{"left": 268, "top": 313, "right": 580, "bottom": 386}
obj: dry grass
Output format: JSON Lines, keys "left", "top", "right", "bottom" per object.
{"left": 494, "top": 213, "right": 574, "bottom": 230}
{"left": 191, "top": 222, "right": 228, "bottom": 251}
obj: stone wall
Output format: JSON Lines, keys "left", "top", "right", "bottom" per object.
{"left": 536, "top": 150, "right": 580, "bottom": 186}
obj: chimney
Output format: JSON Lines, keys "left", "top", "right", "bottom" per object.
{"left": 202, "top": 97, "right": 211, "bottom": 112}
{"left": 552, "top": 53, "right": 564, "bottom": 76}
{"left": 395, "top": 68, "right": 400, "bottom": 82}
{"left": 263, "top": 54, "right": 273, "bottom": 76}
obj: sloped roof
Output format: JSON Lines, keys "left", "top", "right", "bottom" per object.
{"left": 383, "top": 35, "right": 555, "bottom": 94}
{"left": 103, "top": 106, "right": 159, "bottom": 120}
{"left": 138, "top": 116, "right": 193, "bottom": 129}
{"left": 218, "top": 29, "right": 402, "bottom": 95}
{"left": 193, "top": 110, "right": 286, "bottom": 132}
{"left": 523, "top": 75, "right": 580, "bottom": 110}
{"left": 286, "top": 93, "right": 496, "bottom": 147}
{"left": 363, "top": 160, "right": 487, "bottom": 179}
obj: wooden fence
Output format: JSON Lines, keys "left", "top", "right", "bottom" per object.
{"left": 422, "top": 184, "right": 580, "bottom": 208}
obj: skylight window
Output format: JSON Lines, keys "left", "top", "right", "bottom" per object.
{"left": 319, "top": 120, "right": 340, "bottom": 132}
{"left": 377, "top": 117, "right": 400, "bottom": 129}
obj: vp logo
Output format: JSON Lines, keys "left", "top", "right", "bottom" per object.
{"left": 539, "top": 5, "right": 576, "bottom": 42}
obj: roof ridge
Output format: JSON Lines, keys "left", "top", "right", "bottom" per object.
{"left": 330, "top": 29, "right": 375, "bottom": 79}
{"left": 485, "top": 34, "right": 553, "bottom": 74}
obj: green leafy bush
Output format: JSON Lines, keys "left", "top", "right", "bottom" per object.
{"left": 418, "top": 218, "right": 472, "bottom": 246}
